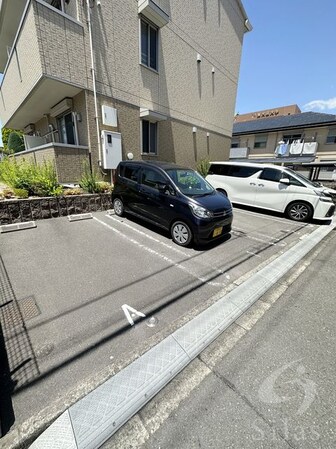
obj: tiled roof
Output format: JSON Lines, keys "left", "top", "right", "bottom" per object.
{"left": 233, "top": 111, "right": 336, "bottom": 135}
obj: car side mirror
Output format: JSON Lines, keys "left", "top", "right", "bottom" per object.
{"left": 280, "top": 178, "right": 290, "bottom": 185}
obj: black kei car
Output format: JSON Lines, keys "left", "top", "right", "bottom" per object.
{"left": 112, "top": 161, "right": 233, "bottom": 246}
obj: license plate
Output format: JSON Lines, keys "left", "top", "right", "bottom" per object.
{"left": 213, "top": 227, "right": 223, "bottom": 237}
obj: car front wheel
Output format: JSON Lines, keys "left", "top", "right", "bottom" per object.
{"left": 286, "top": 201, "right": 313, "bottom": 222}
{"left": 171, "top": 221, "right": 193, "bottom": 246}
{"left": 113, "top": 198, "right": 124, "bottom": 217}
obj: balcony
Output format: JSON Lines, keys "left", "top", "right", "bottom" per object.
{"left": 0, "top": 0, "right": 87, "bottom": 129}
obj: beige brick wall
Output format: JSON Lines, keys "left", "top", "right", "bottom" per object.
{"left": 156, "top": 120, "right": 230, "bottom": 168}
{"left": 73, "top": 91, "right": 89, "bottom": 146}
{"left": 35, "top": 1, "right": 87, "bottom": 87}
{"left": 54, "top": 146, "right": 89, "bottom": 183}
{"left": 14, "top": 148, "right": 56, "bottom": 165}
{"left": 82, "top": 0, "right": 246, "bottom": 137}
{"left": 0, "top": 2, "right": 43, "bottom": 126}
{"left": 14, "top": 145, "right": 89, "bottom": 184}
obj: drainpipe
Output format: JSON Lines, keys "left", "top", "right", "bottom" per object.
{"left": 86, "top": 0, "right": 102, "bottom": 172}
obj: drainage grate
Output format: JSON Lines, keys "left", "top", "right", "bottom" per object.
{"left": 18, "top": 296, "right": 41, "bottom": 320}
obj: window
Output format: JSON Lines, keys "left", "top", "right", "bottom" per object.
{"left": 282, "top": 133, "right": 302, "bottom": 144}
{"left": 231, "top": 137, "right": 240, "bottom": 148}
{"left": 141, "top": 19, "right": 158, "bottom": 70}
{"left": 141, "top": 168, "right": 166, "bottom": 190}
{"left": 259, "top": 168, "right": 282, "bottom": 183}
{"left": 326, "top": 128, "right": 336, "bottom": 144}
{"left": 44, "top": 0, "right": 69, "bottom": 12}
{"left": 142, "top": 120, "right": 157, "bottom": 154}
{"left": 123, "top": 165, "right": 140, "bottom": 182}
{"left": 208, "top": 164, "right": 261, "bottom": 177}
{"left": 254, "top": 134, "right": 268, "bottom": 149}
{"left": 57, "top": 112, "right": 76, "bottom": 145}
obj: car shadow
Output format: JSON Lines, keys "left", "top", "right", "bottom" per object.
{"left": 119, "top": 213, "right": 232, "bottom": 251}
{"left": 232, "top": 203, "right": 333, "bottom": 226}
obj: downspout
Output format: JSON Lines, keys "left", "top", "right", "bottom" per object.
{"left": 86, "top": 0, "right": 102, "bottom": 172}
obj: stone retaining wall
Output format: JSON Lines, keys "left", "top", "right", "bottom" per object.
{"left": 0, "top": 194, "right": 112, "bottom": 225}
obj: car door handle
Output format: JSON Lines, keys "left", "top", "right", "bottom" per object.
{"left": 258, "top": 183, "right": 264, "bottom": 187}
{"left": 250, "top": 182, "right": 256, "bottom": 186}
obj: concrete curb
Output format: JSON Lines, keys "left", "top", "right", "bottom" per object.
{"left": 17, "top": 220, "right": 336, "bottom": 448}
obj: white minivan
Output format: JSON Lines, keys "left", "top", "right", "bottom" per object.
{"left": 206, "top": 162, "right": 336, "bottom": 222}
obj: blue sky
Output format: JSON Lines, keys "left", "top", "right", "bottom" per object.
{"left": 1, "top": 1, "right": 336, "bottom": 145}
{"left": 236, "top": 0, "right": 336, "bottom": 115}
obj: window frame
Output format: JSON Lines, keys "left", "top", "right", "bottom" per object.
{"left": 56, "top": 110, "right": 78, "bottom": 145}
{"left": 140, "top": 18, "right": 158, "bottom": 71}
{"left": 326, "top": 128, "right": 336, "bottom": 144}
{"left": 141, "top": 120, "right": 158, "bottom": 155}
{"left": 282, "top": 133, "right": 302, "bottom": 144}
{"left": 253, "top": 134, "right": 268, "bottom": 149}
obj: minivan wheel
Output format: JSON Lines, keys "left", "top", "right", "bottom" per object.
{"left": 286, "top": 201, "right": 313, "bottom": 222}
{"left": 113, "top": 198, "right": 124, "bottom": 217}
{"left": 171, "top": 221, "right": 193, "bottom": 246}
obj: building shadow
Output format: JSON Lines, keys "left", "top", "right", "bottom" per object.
{"left": 0, "top": 320, "right": 15, "bottom": 437}
{"left": 0, "top": 256, "right": 40, "bottom": 437}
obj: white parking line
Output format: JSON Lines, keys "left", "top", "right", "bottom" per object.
{"left": 93, "top": 217, "right": 226, "bottom": 287}
{"left": 232, "top": 229, "right": 280, "bottom": 247}
{"left": 105, "top": 214, "right": 191, "bottom": 258}
{"left": 246, "top": 250, "right": 262, "bottom": 258}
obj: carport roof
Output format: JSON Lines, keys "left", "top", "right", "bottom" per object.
{"left": 233, "top": 111, "right": 336, "bottom": 135}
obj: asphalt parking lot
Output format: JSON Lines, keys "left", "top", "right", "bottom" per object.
{"left": 0, "top": 206, "right": 323, "bottom": 434}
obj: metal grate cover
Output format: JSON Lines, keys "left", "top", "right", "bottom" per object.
{"left": 18, "top": 296, "right": 41, "bottom": 320}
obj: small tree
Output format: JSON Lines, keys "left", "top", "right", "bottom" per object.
{"left": 2, "top": 128, "right": 15, "bottom": 151}
{"left": 7, "top": 131, "right": 25, "bottom": 153}
{"left": 196, "top": 158, "right": 210, "bottom": 178}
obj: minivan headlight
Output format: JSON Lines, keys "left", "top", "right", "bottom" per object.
{"left": 189, "top": 203, "right": 213, "bottom": 219}
{"left": 314, "top": 190, "right": 333, "bottom": 202}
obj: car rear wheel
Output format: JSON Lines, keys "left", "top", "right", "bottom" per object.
{"left": 113, "top": 198, "right": 124, "bottom": 217}
{"left": 171, "top": 221, "right": 193, "bottom": 246}
{"left": 286, "top": 201, "right": 313, "bottom": 222}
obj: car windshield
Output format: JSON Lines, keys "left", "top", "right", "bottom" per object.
{"left": 285, "top": 168, "right": 321, "bottom": 188}
{"left": 166, "top": 168, "right": 214, "bottom": 196}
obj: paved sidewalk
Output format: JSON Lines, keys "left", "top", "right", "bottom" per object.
{"left": 141, "top": 231, "right": 336, "bottom": 449}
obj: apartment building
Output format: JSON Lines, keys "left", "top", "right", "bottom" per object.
{"left": 230, "top": 109, "right": 336, "bottom": 180}
{"left": 0, "top": 0, "right": 251, "bottom": 183}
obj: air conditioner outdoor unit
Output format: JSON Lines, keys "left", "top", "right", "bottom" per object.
{"left": 24, "top": 123, "right": 35, "bottom": 134}
{"left": 50, "top": 98, "right": 73, "bottom": 117}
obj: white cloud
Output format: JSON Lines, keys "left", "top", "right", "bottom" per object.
{"left": 303, "top": 97, "right": 336, "bottom": 112}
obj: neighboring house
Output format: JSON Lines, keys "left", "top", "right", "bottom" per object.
{"left": 0, "top": 0, "right": 251, "bottom": 183}
{"left": 231, "top": 108, "right": 336, "bottom": 181}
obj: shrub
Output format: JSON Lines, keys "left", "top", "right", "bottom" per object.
{"left": 13, "top": 188, "right": 29, "bottom": 198}
{"left": 79, "top": 162, "right": 102, "bottom": 193}
{"left": 0, "top": 158, "right": 62, "bottom": 197}
{"left": 2, "top": 187, "right": 14, "bottom": 199}
{"left": 29, "top": 161, "right": 62, "bottom": 196}
{"left": 97, "top": 181, "right": 113, "bottom": 193}
{"left": 196, "top": 158, "right": 210, "bottom": 178}
{"left": 7, "top": 132, "right": 25, "bottom": 153}
{"left": 63, "top": 187, "right": 84, "bottom": 196}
